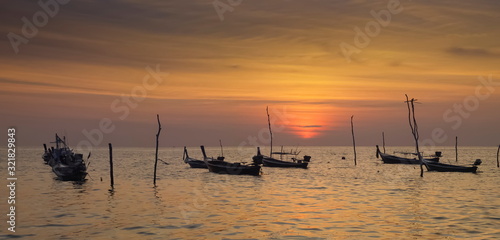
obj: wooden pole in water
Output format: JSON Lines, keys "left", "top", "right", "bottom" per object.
{"left": 351, "top": 115, "right": 357, "bottom": 166}
{"left": 496, "top": 145, "right": 499, "bottom": 168}
{"left": 382, "top": 132, "right": 386, "bottom": 153}
{"left": 109, "top": 143, "right": 114, "bottom": 188}
{"left": 455, "top": 136, "right": 458, "bottom": 162}
{"left": 405, "top": 94, "right": 423, "bottom": 177}
{"left": 153, "top": 114, "right": 162, "bottom": 187}
{"left": 219, "top": 139, "right": 224, "bottom": 157}
{"left": 266, "top": 106, "right": 273, "bottom": 157}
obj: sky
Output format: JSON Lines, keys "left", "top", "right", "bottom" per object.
{"left": 1, "top": 0, "right": 499, "bottom": 149}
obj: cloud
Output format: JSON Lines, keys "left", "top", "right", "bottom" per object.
{"left": 446, "top": 47, "right": 499, "bottom": 57}
{"left": 0, "top": 78, "right": 61, "bottom": 88}
{"left": 296, "top": 125, "right": 323, "bottom": 128}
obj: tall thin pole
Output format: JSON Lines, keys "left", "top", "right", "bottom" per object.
{"left": 455, "top": 136, "right": 458, "bottom": 162}
{"left": 109, "top": 143, "right": 114, "bottom": 188}
{"left": 351, "top": 115, "right": 357, "bottom": 166}
{"left": 405, "top": 94, "right": 423, "bottom": 177}
{"left": 153, "top": 114, "right": 162, "bottom": 187}
{"left": 266, "top": 106, "right": 273, "bottom": 157}
{"left": 219, "top": 139, "right": 224, "bottom": 157}
{"left": 496, "top": 145, "right": 499, "bottom": 168}
{"left": 382, "top": 132, "right": 386, "bottom": 153}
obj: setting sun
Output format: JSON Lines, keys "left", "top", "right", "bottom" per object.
{"left": 289, "top": 117, "right": 325, "bottom": 139}
{"left": 270, "top": 104, "right": 336, "bottom": 139}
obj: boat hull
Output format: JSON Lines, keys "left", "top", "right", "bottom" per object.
{"left": 423, "top": 161, "right": 477, "bottom": 173}
{"left": 379, "top": 152, "right": 439, "bottom": 164}
{"left": 205, "top": 161, "right": 261, "bottom": 176}
{"left": 186, "top": 159, "right": 208, "bottom": 169}
{"left": 262, "top": 157, "right": 308, "bottom": 168}
{"left": 52, "top": 163, "right": 87, "bottom": 181}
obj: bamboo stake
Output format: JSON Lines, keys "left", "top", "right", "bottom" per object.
{"left": 405, "top": 94, "right": 423, "bottom": 177}
{"left": 219, "top": 139, "right": 224, "bottom": 158}
{"left": 351, "top": 115, "right": 357, "bottom": 166}
{"left": 109, "top": 143, "right": 114, "bottom": 188}
{"left": 382, "top": 132, "right": 386, "bottom": 153}
{"left": 266, "top": 106, "right": 273, "bottom": 157}
{"left": 455, "top": 136, "right": 458, "bottom": 162}
{"left": 496, "top": 145, "right": 499, "bottom": 168}
{"left": 183, "top": 146, "right": 187, "bottom": 161}
{"left": 153, "top": 114, "right": 162, "bottom": 187}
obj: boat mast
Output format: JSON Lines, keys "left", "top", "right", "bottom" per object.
{"left": 219, "top": 139, "right": 224, "bottom": 157}
{"left": 266, "top": 106, "right": 273, "bottom": 158}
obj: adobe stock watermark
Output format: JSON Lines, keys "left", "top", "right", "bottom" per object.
{"left": 7, "top": 0, "right": 70, "bottom": 54}
{"left": 339, "top": 0, "right": 404, "bottom": 63}
{"left": 6, "top": 128, "right": 17, "bottom": 233}
{"left": 212, "top": 0, "right": 243, "bottom": 21}
{"left": 76, "top": 65, "right": 167, "bottom": 153}
{"left": 420, "top": 74, "right": 499, "bottom": 149}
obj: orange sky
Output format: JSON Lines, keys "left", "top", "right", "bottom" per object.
{"left": 0, "top": 0, "right": 499, "bottom": 148}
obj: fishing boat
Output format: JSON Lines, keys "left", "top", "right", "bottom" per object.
{"left": 52, "top": 160, "right": 88, "bottom": 181}
{"left": 256, "top": 107, "right": 312, "bottom": 169}
{"left": 204, "top": 160, "right": 261, "bottom": 176}
{"left": 376, "top": 145, "right": 440, "bottom": 164}
{"left": 183, "top": 146, "right": 219, "bottom": 168}
{"left": 43, "top": 134, "right": 88, "bottom": 181}
{"left": 423, "top": 159, "right": 481, "bottom": 173}
{"left": 262, "top": 156, "right": 310, "bottom": 168}
{"left": 253, "top": 147, "right": 310, "bottom": 168}
{"left": 201, "top": 145, "right": 261, "bottom": 176}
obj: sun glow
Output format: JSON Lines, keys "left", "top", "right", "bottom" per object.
{"left": 275, "top": 105, "right": 335, "bottom": 139}
{"left": 290, "top": 120, "right": 324, "bottom": 139}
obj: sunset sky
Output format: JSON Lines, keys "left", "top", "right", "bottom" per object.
{"left": 1, "top": 0, "right": 499, "bottom": 148}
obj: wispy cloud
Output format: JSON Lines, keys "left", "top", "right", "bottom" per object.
{"left": 295, "top": 125, "right": 323, "bottom": 129}
{"left": 446, "top": 47, "right": 500, "bottom": 57}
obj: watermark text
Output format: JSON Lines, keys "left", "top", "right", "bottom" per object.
{"left": 6, "top": 128, "right": 17, "bottom": 232}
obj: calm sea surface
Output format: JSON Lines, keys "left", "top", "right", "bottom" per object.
{"left": 1, "top": 146, "right": 499, "bottom": 239}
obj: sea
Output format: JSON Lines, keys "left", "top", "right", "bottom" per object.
{"left": 0, "top": 146, "right": 499, "bottom": 240}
